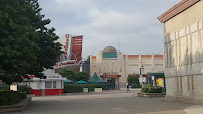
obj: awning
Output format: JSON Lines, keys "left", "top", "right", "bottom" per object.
{"left": 64, "top": 79, "right": 73, "bottom": 83}
{"left": 75, "top": 80, "right": 88, "bottom": 84}
{"left": 88, "top": 72, "right": 106, "bottom": 83}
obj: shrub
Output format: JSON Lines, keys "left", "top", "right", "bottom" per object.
{"left": 0, "top": 85, "right": 32, "bottom": 94}
{"left": 131, "top": 85, "right": 142, "bottom": 88}
{"left": 0, "top": 84, "right": 9, "bottom": 90}
{"left": 127, "top": 74, "right": 140, "bottom": 86}
{"left": 0, "top": 90, "right": 26, "bottom": 106}
{"left": 64, "top": 84, "right": 83, "bottom": 93}
{"left": 141, "top": 85, "right": 163, "bottom": 93}
{"left": 59, "top": 70, "right": 90, "bottom": 82}
{"left": 18, "top": 85, "right": 32, "bottom": 94}
{"left": 64, "top": 84, "right": 109, "bottom": 93}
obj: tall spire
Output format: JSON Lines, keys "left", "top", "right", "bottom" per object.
{"left": 118, "top": 34, "right": 120, "bottom": 51}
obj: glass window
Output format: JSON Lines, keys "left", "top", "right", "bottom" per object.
{"left": 45, "top": 81, "right": 52, "bottom": 88}
{"left": 53, "top": 81, "right": 56, "bottom": 88}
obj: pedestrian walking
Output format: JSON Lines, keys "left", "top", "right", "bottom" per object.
{"left": 126, "top": 84, "right": 130, "bottom": 93}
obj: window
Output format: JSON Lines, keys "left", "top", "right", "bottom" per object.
{"left": 53, "top": 81, "right": 56, "bottom": 88}
{"left": 45, "top": 81, "right": 52, "bottom": 88}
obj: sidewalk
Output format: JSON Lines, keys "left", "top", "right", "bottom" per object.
{"left": 120, "top": 88, "right": 141, "bottom": 91}
{"left": 63, "top": 89, "right": 141, "bottom": 96}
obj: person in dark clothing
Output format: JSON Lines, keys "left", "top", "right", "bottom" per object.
{"left": 126, "top": 84, "right": 130, "bottom": 93}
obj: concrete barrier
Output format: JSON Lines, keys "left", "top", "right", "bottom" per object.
{"left": 0, "top": 97, "right": 32, "bottom": 113}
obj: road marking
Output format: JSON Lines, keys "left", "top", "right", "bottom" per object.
{"left": 112, "top": 108, "right": 122, "bottom": 110}
{"left": 118, "top": 110, "right": 128, "bottom": 112}
{"left": 184, "top": 105, "right": 203, "bottom": 114}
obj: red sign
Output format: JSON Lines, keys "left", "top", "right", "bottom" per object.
{"left": 71, "top": 36, "right": 83, "bottom": 62}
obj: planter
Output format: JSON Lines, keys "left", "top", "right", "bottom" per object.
{"left": 136, "top": 92, "right": 166, "bottom": 98}
{"left": 0, "top": 97, "right": 32, "bottom": 113}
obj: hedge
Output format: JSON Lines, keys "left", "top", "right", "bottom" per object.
{"left": 0, "top": 90, "right": 26, "bottom": 106}
{"left": 131, "top": 85, "right": 142, "bottom": 88}
{"left": 141, "top": 85, "right": 163, "bottom": 93}
{"left": 64, "top": 84, "right": 109, "bottom": 93}
{"left": 0, "top": 84, "right": 9, "bottom": 90}
{"left": 18, "top": 85, "right": 32, "bottom": 94}
{"left": 0, "top": 85, "right": 32, "bottom": 94}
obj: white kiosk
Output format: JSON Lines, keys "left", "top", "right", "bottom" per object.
{"left": 19, "top": 73, "right": 65, "bottom": 96}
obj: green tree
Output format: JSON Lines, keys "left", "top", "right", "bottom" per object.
{"left": 59, "top": 70, "right": 90, "bottom": 82}
{"left": 0, "top": 0, "right": 62, "bottom": 84}
{"left": 127, "top": 74, "right": 140, "bottom": 86}
{"left": 75, "top": 71, "right": 90, "bottom": 82}
{"left": 59, "top": 70, "right": 75, "bottom": 81}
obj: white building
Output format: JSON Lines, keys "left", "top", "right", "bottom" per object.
{"left": 19, "top": 73, "right": 65, "bottom": 96}
{"left": 89, "top": 46, "right": 164, "bottom": 88}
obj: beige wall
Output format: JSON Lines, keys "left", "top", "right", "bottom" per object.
{"left": 90, "top": 52, "right": 164, "bottom": 87}
{"left": 164, "top": 1, "right": 203, "bottom": 35}
{"left": 164, "top": 1, "right": 203, "bottom": 100}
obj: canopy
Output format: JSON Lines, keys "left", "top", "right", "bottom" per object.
{"left": 88, "top": 72, "right": 106, "bottom": 84}
{"left": 75, "top": 80, "right": 88, "bottom": 84}
{"left": 64, "top": 79, "right": 73, "bottom": 83}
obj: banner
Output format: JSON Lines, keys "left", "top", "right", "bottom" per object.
{"left": 71, "top": 36, "right": 83, "bottom": 62}
{"left": 53, "top": 60, "right": 78, "bottom": 69}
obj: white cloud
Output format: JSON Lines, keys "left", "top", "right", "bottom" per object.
{"left": 39, "top": 0, "right": 181, "bottom": 58}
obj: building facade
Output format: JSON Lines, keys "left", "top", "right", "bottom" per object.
{"left": 89, "top": 46, "right": 164, "bottom": 87}
{"left": 54, "top": 34, "right": 83, "bottom": 72}
{"left": 82, "top": 56, "right": 90, "bottom": 74}
{"left": 158, "top": 0, "right": 203, "bottom": 103}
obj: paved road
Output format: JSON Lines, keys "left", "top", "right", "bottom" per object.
{"left": 3, "top": 90, "right": 198, "bottom": 114}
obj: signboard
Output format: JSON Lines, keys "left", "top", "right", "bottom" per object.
{"left": 83, "top": 88, "right": 88, "bottom": 93}
{"left": 139, "top": 77, "right": 146, "bottom": 83}
{"left": 10, "top": 84, "right": 17, "bottom": 91}
{"left": 54, "top": 60, "right": 78, "bottom": 69}
{"left": 55, "top": 34, "right": 72, "bottom": 61}
{"left": 140, "top": 68, "right": 144, "bottom": 75}
{"left": 151, "top": 76, "right": 154, "bottom": 80}
{"left": 71, "top": 36, "right": 83, "bottom": 62}
{"left": 64, "top": 34, "right": 72, "bottom": 60}
{"left": 45, "top": 73, "right": 63, "bottom": 79}
{"left": 94, "top": 88, "right": 102, "bottom": 92}
{"left": 156, "top": 78, "right": 164, "bottom": 87}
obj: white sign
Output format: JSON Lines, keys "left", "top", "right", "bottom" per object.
{"left": 53, "top": 60, "right": 78, "bottom": 69}
{"left": 64, "top": 34, "right": 71, "bottom": 60}
{"left": 140, "top": 68, "right": 144, "bottom": 75}
{"left": 83, "top": 88, "right": 88, "bottom": 92}
{"left": 94, "top": 88, "right": 102, "bottom": 92}
{"left": 10, "top": 84, "right": 17, "bottom": 91}
{"left": 45, "top": 73, "right": 63, "bottom": 79}
{"left": 151, "top": 76, "right": 154, "bottom": 80}
{"left": 139, "top": 77, "right": 146, "bottom": 83}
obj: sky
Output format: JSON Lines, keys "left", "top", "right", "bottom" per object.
{"left": 38, "top": 0, "right": 181, "bottom": 59}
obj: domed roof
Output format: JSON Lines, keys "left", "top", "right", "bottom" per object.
{"left": 103, "top": 46, "right": 117, "bottom": 53}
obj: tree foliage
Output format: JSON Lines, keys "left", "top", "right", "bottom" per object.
{"left": 0, "top": 0, "right": 62, "bottom": 84}
{"left": 59, "top": 70, "right": 90, "bottom": 82}
{"left": 127, "top": 74, "right": 140, "bottom": 86}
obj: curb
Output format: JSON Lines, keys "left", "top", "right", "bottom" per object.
{"left": 136, "top": 92, "right": 166, "bottom": 98}
{"left": 0, "top": 97, "right": 32, "bottom": 113}
{"left": 63, "top": 90, "right": 135, "bottom": 96}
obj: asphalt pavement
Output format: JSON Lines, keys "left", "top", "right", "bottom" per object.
{"left": 2, "top": 90, "right": 202, "bottom": 114}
